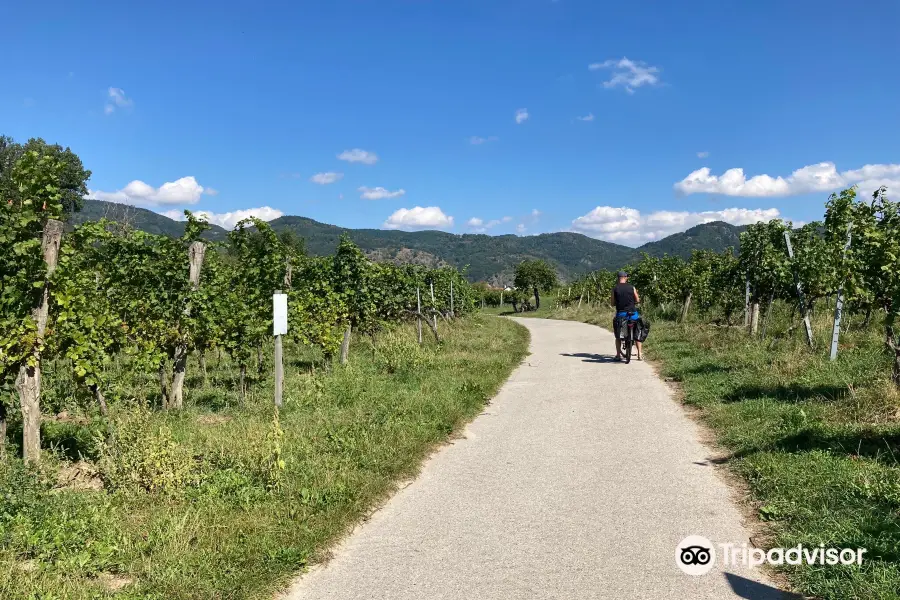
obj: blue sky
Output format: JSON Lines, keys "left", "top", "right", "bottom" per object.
{"left": 4, "top": 0, "right": 899, "bottom": 245}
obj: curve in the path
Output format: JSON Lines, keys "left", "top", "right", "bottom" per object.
{"left": 282, "top": 318, "right": 791, "bottom": 600}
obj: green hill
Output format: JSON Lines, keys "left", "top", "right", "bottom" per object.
{"left": 76, "top": 201, "right": 752, "bottom": 283}
{"left": 637, "top": 221, "right": 745, "bottom": 258}
{"left": 267, "top": 215, "right": 638, "bottom": 284}
{"left": 72, "top": 201, "right": 228, "bottom": 241}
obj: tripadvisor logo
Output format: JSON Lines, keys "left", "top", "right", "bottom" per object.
{"left": 676, "top": 536, "right": 867, "bottom": 576}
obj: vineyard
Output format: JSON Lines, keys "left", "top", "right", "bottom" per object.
{"left": 513, "top": 185, "right": 900, "bottom": 388}
{"left": 0, "top": 137, "right": 530, "bottom": 599}
{"left": 525, "top": 186, "right": 900, "bottom": 599}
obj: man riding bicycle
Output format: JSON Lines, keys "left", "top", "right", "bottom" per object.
{"left": 610, "top": 271, "right": 642, "bottom": 361}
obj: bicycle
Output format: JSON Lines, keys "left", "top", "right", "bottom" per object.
{"left": 617, "top": 311, "right": 638, "bottom": 364}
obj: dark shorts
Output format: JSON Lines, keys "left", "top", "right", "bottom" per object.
{"left": 614, "top": 311, "right": 640, "bottom": 339}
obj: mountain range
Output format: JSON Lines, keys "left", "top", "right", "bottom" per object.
{"left": 74, "top": 200, "right": 745, "bottom": 284}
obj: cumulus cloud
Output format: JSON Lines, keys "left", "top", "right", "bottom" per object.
{"left": 104, "top": 87, "right": 133, "bottom": 115}
{"left": 162, "top": 206, "right": 284, "bottom": 230}
{"left": 674, "top": 162, "right": 900, "bottom": 198}
{"left": 466, "top": 216, "right": 511, "bottom": 233}
{"left": 310, "top": 172, "right": 343, "bottom": 185}
{"left": 516, "top": 223, "right": 527, "bottom": 234}
{"left": 87, "top": 176, "right": 206, "bottom": 206}
{"left": 697, "top": 151, "right": 709, "bottom": 159}
{"left": 383, "top": 206, "right": 454, "bottom": 230}
{"left": 515, "top": 108, "right": 529, "bottom": 124}
{"left": 204, "top": 187, "right": 220, "bottom": 196}
{"left": 470, "top": 136, "right": 499, "bottom": 145}
{"left": 359, "top": 186, "right": 406, "bottom": 200}
{"left": 589, "top": 58, "right": 661, "bottom": 94}
{"left": 571, "top": 206, "right": 781, "bottom": 245}
{"left": 576, "top": 113, "right": 595, "bottom": 122}
{"left": 337, "top": 148, "right": 378, "bottom": 165}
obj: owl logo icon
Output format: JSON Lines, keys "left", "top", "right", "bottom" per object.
{"left": 676, "top": 536, "right": 716, "bottom": 575}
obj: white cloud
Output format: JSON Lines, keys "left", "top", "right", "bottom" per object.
{"left": 87, "top": 176, "right": 206, "bottom": 206}
{"left": 516, "top": 223, "right": 527, "bottom": 234}
{"left": 697, "top": 151, "right": 709, "bottom": 159}
{"left": 531, "top": 209, "right": 541, "bottom": 217}
{"left": 310, "top": 172, "right": 344, "bottom": 185}
{"left": 577, "top": 113, "right": 595, "bottom": 122}
{"left": 337, "top": 148, "right": 378, "bottom": 165}
{"left": 674, "top": 161, "right": 900, "bottom": 198}
{"left": 105, "top": 87, "right": 133, "bottom": 115}
{"left": 383, "top": 206, "right": 454, "bottom": 230}
{"left": 204, "top": 188, "right": 219, "bottom": 196}
{"left": 589, "top": 57, "right": 661, "bottom": 94}
{"left": 470, "top": 136, "right": 499, "bottom": 145}
{"left": 466, "top": 216, "right": 510, "bottom": 233}
{"left": 571, "top": 205, "right": 781, "bottom": 245}
{"left": 515, "top": 108, "right": 529, "bottom": 124}
{"left": 359, "top": 186, "right": 406, "bottom": 200}
{"left": 163, "top": 206, "right": 284, "bottom": 230}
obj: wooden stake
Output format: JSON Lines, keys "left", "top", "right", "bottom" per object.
{"left": 17, "top": 218, "right": 63, "bottom": 464}
{"left": 430, "top": 281, "right": 437, "bottom": 332}
{"left": 416, "top": 287, "right": 423, "bottom": 344}
{"left": 450, "top": 280, "right": 455, "bottom": 317}
{"left": 171, "top": 240, "right": 206, "bottom": 409}
{"left": 784, "top": 231, "right": 813, "bottom": 347}
{"left": 830, "top": 224, "right": 852, "bottom": 361}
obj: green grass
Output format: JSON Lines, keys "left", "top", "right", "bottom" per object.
{"left": 0, "top": 315, "right": 529, "bottom": 599}
{"left": 545, "top": 303, "right": 900, "bottom": 600}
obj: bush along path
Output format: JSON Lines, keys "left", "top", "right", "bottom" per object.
{"left": 285, "top": 318, "right": 785, "bottom": 600}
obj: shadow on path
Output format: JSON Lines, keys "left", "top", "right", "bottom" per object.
{"left": 723, "top": 573, "right": 802, "bottom": 600}
{"left": 560, "top": 352, "right": 621, "bottom": 364}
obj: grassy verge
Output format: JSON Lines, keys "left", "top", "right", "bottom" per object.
{"left": 0, "top": 315, "right": 528, "bottom": 600}
{"left": 539, "top": 304, "right": 900, "bottom": 600}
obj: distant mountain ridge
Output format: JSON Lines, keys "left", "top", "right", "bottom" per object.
{"left": 76, "top": 200, "right": 747, "bottom": 284}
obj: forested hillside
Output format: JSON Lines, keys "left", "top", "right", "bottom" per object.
{"left": 79, "top": 200, "right": 748, "bottom": 283}
{"left": 637, "top": 221, "right": 746, "bottom": 258}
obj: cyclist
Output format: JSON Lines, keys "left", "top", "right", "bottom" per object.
{"left": 610, "top": 271, "right": 642, "bottom": 361}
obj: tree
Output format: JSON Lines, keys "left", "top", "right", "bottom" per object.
{"left": 513, "top": 259, "right": 558, "bottom": 310}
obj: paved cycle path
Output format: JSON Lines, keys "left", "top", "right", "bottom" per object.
{"left": 284, "top": 318, "right": 791, "bottom": 600}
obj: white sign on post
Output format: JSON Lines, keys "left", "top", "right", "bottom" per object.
{"left": 273, "top": 293, "right": 288, "bottom": 336}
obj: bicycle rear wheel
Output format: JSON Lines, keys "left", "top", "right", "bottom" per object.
{"left": 624, "top": 324, "right": 633, "bottom": 364}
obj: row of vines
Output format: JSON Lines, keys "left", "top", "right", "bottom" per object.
{"left": 0, "top": 136, "right": 477, "bottom": 464}
{"left": 557, "top": 186, "right": 900, "bottom": 386}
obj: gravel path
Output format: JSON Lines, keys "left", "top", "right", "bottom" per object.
{"left": 283, "top": 318, "right": 792, "bottom": 600}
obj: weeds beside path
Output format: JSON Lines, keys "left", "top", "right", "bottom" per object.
{"left": 0, "top": 316, "right": 529, "bottom": 600}
{"left": 540, "top": 305, "right": 900, "bottom": 600}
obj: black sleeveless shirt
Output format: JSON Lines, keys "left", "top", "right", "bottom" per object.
{"left": 613, "top": 282, "right": 636, "bottom": 312}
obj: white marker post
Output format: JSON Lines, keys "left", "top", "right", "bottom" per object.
{"left": 273, "top": 291, "right": 288, "bottom": 407}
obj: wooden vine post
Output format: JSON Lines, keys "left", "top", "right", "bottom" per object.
{"left": 170, "top": 240, "right": 206, "bottom": 409}
{"left": 784, "top": 231, "right": 814, "bottom": 347}
{"left": 430, "top": 280, "right": 438, "bottom": 332}
{"left": 416, "top": 287, "right": 423, "bottom": 344}
{"left": 16, "top": 218, "right": 64, "bottom": 464}
{"left": 450, "top": 279, "right": 455, "bottom": 318}
{"left": 744, "top": 276, "right": 750, "bottom": 328}
{"left": 830, "top": 224, "right": 852, "bottom": 361}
